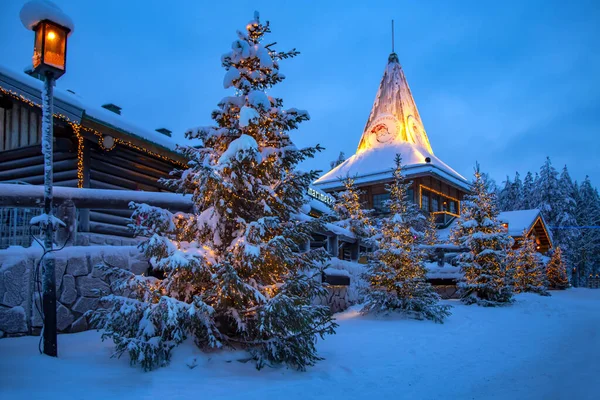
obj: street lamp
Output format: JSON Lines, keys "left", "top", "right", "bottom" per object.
{"left": 20, "top": 0, "right": 74, "bottom": 358}
{"left": 32, "top": 20, "right": 70, "bottom": 78}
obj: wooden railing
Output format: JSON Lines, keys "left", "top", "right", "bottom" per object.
{"left": 0, "top": 183, "right": 193, "bottom": 248}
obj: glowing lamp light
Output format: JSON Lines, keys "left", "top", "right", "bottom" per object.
{"left": 31, "top": 20, "right": 70, "bottom": 78}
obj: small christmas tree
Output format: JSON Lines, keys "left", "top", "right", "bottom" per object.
{"left": 452, "top": 164, "right": 513, "bottom": 306}
{"left": 547, "top": 247, "right": 569, "bottom": 289}
{"left": 362, "top": 155, "right": 451, "bottom": 323}
{"left": 333, "top": 176, "right": 374, "bottom": 243}
{"left": 509, "top": 234, "right": 549, "bottom": 295}
{"left": 92, "top": 12, "right": 337, "bottom": 371}
{"left": 423, "top": 212, "right": 438, "bottom": 246}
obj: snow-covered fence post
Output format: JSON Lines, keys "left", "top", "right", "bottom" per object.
{"left": 20, "top": 0, "right": 74, "bottom": 357}
{"left": 55, "top": 200, "right": 77, "bottom": 246}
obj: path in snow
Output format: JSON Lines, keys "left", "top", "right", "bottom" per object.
{"left": 0, "top": 289, "right": 599, "bottom": 400}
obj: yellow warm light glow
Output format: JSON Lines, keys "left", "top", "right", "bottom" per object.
{"left": 47, "top": 31, "right": 56, "bottom": 40}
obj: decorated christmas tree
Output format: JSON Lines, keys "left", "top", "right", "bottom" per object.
{"left": 362, "top": 155, "right": 451, "bottom": 323}
{"left": 333, "top": 176, "right": 375, "bottom": 243}
{"left": 423, "top": 212, "right": 438, "bottom": 246}
{"left": 509, "top": 234, "right": 549, "bottom": 295}
{"left": 452, "top": 164, "right": 513, "bottom": 306}
{"left": 547, "top": 247, "right": 569, "bottom": 290}
{"left": 91, "top": 12, "right": 337, "bottom": 371}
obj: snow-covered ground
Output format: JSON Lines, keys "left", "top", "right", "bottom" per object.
{"left": 1, "top": 289, "right": 599, "bottom": 400}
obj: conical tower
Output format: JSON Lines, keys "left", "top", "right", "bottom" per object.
{"left": 356, "top": 53, "right": 433, "bottom": 154}
{"left": 314, "top": 53, "right": 468, "bottom": 193}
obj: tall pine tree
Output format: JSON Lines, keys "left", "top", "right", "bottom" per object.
{"left": 572, "top": 177, "right": 600, "bottom": 286}
{"left": 363, "top": 155, "right": 451, "bottom": 323}
{"left": 92, "top": 13, "right": 337, "bottom": 371}
{"left": 452, "top": 164, "right": 513, "bottom": 306}
{"left": 536, "top": 158, "right": 561, "bottom": 226}
{"left": 523, "top": 171, "right": 535, "bottom": 210}
{"left": 554, "top": 166, "right": 579, "bottom": 271}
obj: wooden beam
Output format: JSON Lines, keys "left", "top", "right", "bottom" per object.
{"left": 0, "top": 183, "right": 193, "bottom": 212}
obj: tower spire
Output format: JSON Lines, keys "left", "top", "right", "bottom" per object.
{"left": 391, "top": 20, "right": 394, "bottom": 53}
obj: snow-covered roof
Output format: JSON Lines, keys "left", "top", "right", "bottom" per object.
{"left": 0, "top": 65, "right": 178, "bottom": 153}
{"left": 498, "top": 209, "right": 542, "bottom": 237}
{"left": 437, "top": 208, "right": 546, "bottom": 241}
{"left": 313, "top": 53, "right": 468, "bottom": 191}
{"left": 425, "top": 262, "right": 462, "bottom": 280}
{"left": 314, "top": 141, "right": 469, "bottom": 191}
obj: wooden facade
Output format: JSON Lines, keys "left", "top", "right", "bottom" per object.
{"left": 0, "top": 68, "right": 185, "bottom": 240}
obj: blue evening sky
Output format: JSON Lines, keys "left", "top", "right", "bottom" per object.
{"left": 1, "top": 0, "right": 598, "bottom": 186}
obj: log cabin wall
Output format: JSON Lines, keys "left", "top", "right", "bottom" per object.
{"left": 0, "top": 101, "right": 78, "bottom": 187}
{"left": 0, "top": 100, "right": 42, "bottom": 153}
{"left": 84, "top": 140, "right": 178, "bottom": 237}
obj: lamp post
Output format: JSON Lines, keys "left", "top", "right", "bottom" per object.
{"left": 20, "top": 0, "right": 73, "bottom": 357}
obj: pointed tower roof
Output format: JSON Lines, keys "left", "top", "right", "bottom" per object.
{"left": 314, "top": 53, "right": 468, "bottom": 191}
{"left": 356, "top": 52, "right": 433, "bottom": 154}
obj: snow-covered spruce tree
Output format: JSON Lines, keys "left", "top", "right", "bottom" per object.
{"left": 572, "top": 177, "right": 600, "bottom": 286}
{"left": 333, "top": 176, "right": 374, "bottom": 243}
{"left": 330, "top": 151, "right": 346, "bottom": 170}
{"left": 92, "top": 13, "right": 337, "bottom": 371}
{"left": 509, "top": 234, "right": 549, "bottom": 295}
{"left": 362, "top": 155, "right": 451, "bottom": 323}
{"left": 536, "top": 157, "right": 561, "bottom": 229}
{"left": 554, "top": 166, "right": 578, "bottom": 271}
{"left": 547, "top": 247, "right": 569, "bottom": 290}
{"left": 522, "top": 171, "right": 536, "bottom": 209}
{"left": 498, "top": 175, "right": 513, "bottom": 211}
{"left": 451, "top": 164, "right": 514, "bottom": 306}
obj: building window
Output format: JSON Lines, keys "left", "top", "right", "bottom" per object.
{"left": 432, "top": 196, "right": 439, "bottom": 212}
{"left": 421, "top": 193, "right": 429, "bottom": 211}
{"left": 373, "top": 193, "right": 390, "bottom": 212}
{"left": 449, "top": 201, "right": 457, "bottom": 214}
{"left": 407, "top": 188, "right": 414, "bottom": 204}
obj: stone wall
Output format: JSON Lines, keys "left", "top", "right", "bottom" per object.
{"left": 0, "top": 245, "right": 148, "bottom": 337}
{"left": 314, "top": 285, "right": 350, "bottom": 314}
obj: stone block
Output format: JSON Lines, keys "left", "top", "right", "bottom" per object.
{"left": 54, "top": 257, "right": 68, "bottom": 281}
{"left": 2, "top": 259, "right": 29, "bottom": 307}
{"left": 72, "top": 296, "right": 100, "bottom": 314}
{"left": 56, "top": 303, "right": 74, "bottom": 331}
{"left": 0, "top": 271, "right": 5, "bottom": 305}
{"left": 59, "top": 274, "right": 77, "bottom": 305}
{"left": 66, "top": 256, "right": 89, "bottom": 277}
{"left": 70, "top": 316, "right": 88, "bottom": 333}
{"left": 76, "top": 276, "right": 109, "bottom": 298}
{"left": 130, "top": 261, "right": 149, "bottom": 276}
{"left": 31, "top": 293, "right": 42, "bottom": 327}
{"left": 0, "top": 306, "right": 28, "bottom": 334}
{"left": 103, "top": 252, "right": 129, "bottom": 270}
